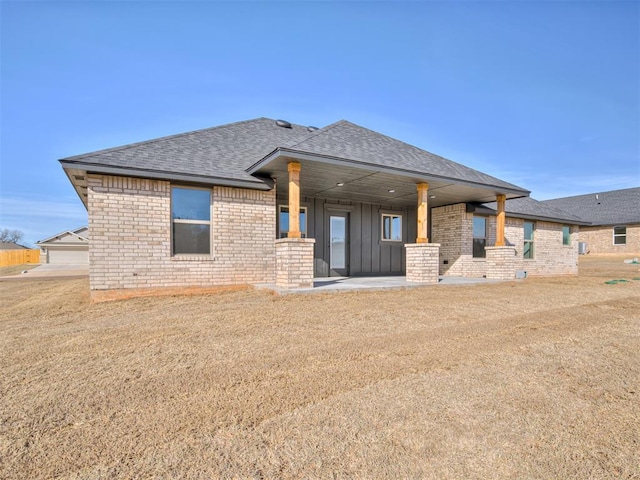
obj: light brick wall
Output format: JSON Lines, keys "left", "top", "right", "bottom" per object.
{"left": 275, "top": 238, "right": 315, "bottom": 289}
{"left": 486, "top": 246, "right": 517, "bottom": 280}
{"left": 88, "top": 174, "right": 276, "bottom": 291}
{"left": 405, "top": 243, "right": 440, "bottom": 283}
{"left": 579, "top": 224, "right": 640, "bottom": 255}
{"left": 432, "top": 203, "right": 579, "bottom": 278}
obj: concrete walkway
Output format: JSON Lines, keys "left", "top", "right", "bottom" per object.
{"left": 259, "top": 275, "right": 501, "bottom": 294}
{"left": 0, "top": 264, "right": 89, "bottom": 282}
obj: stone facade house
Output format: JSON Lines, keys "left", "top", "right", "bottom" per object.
{"left": 60, "top": 118, "right": 585, "bottom": 299}
{"left": 542, "top": 187, "right": 640, "bottom": 255}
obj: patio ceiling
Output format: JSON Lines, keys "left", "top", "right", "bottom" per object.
{"left": 254, "top": 153, "right": 527, "bottom": 208}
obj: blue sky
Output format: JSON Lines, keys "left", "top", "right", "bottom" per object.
{"left": 1, "top": 0, "right": 638, "bottom": 246}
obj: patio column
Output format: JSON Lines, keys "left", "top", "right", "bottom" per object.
{"left": 287, "top": 161, "right": 302, "bottom": 238}
{"left": 496, "top": 194, "right": 506, "bottom": 247}
{"left": 416, "top": 182, "right": 429, "bottom": 243}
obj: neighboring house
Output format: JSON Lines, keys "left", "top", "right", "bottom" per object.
{"left": 542, "top": 188, "right": 640, "bottom": 255}
{"left": 0, "top": 242, "right": 29, "bottom": 250}
{"left": 59, "top": 117, "right": 585, "bottom": 298}
{"left": 36, "top": 226, "right": 89, "bottom": 264}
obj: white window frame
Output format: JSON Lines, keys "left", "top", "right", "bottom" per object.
{"left": 278, "top": 205, "right": 307, "bottom": 239}
{"left": 613, "top": 225, "right": 627, "bottom": 246}
{"left": 381, "top": 213, "right": 403, "bottom": 242}
{"left": 171, "top": 186, "right": 212, "bottom": 256}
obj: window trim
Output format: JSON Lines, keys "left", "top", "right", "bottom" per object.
{"left": 523, "top": 221, "right": 535, "bottom": 259}
{"left": 562, "top": 225, "right": 571, "bottom": 246}
{"left": 472, "top": 215, "right": 488, "bottom": 258}
{"left": 613, "top": 225, "right": 627, "bottom": 246}
{"left": 171, "top": 186, "right": 212, "bottom": 256}
{"left": 381, "top": 213, "right": 403, "bottom": 242}
{"left": 278, "top": 205, "right": 308, "bottom": 239}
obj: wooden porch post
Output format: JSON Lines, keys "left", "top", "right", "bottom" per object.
{"left": 417, "top": 182, "right": 429, "bottom": 243}
{"left": 496, "top": 194, "right": 506, "bottom": 246}
{"left": 287, "top": 162, "right": 302, "bottom": 238}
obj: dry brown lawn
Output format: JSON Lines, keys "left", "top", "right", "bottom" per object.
{"left": 1, "top": 256, "right": 638, "bottom": 479}
{"left": 0, "top": 263, "right": 39, "bottom": 276}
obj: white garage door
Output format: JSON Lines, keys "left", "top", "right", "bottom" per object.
{"left": 48, "top": 247, "right": 89, "bottom": 264}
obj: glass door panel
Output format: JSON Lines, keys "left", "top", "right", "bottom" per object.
{"left": 330, "top": 216, "right": 346, "bottom": 269}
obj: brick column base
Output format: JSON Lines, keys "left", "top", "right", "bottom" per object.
{"left": 405, "top": 243, "right": 440, "bottom": 284}
{"left": 275, "top": 238, "right": 316, "bottom": 289}
{"left": 485, "top": 246, "right": 517, "bottom": 280}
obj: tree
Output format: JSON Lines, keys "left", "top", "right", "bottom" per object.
{"left": 0, "top": 228, "right": 25, "bottom": 244}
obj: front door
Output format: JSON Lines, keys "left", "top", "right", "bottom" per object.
{"left": 328, "top": 212, "right": 349, "bottom": 276}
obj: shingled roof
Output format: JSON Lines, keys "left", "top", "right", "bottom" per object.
{"left": 259, "top": 120, "right": 526, "bottom": 192}
{"left": 60, "top": 118, "right": 315, "bottom": 188}
{"left": 481, "top": 197, "right": 590, "bottom": 225}
{"left": 541, "top": 187, "right": 640, "bottom": 225}
{"left": 60, "top": 117, "right": 530, "bottom": 206}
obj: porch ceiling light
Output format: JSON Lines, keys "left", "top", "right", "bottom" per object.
{"left": 336, "top": 182, "right": 345, "bottom": 187}
{"left": 388, "top": 189, "right": 395, "bottom": 193}
{"left": 429, "top": 195, "right": 436, "bottom": 199}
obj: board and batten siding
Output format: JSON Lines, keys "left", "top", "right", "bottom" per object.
{"left": 279, "top": 196, "right": 417, "bottom": 277}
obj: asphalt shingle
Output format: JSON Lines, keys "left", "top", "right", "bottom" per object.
{"left": 61, "top": 117, "right": 528, "bottom": 193}
{"left": 541, "top": 187, "right": 640, "bottom": 225}
{"left": 287, "top": 120, "right": 526, "bottom": 191}
{"left": 482, "top": 196, "right": 589, "bottom": 224}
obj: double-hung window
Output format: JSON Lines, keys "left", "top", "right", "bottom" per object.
{"left": 562, "top": 225, "right": 571, "bottom": 246}
{"left": 523, "top": 221, "right": 535, "bottom": 259}
{"left": 473, "top": 216, "right": 487, "bottom": 258}
{"left": 278, "top": 206, "right": 307, "bottom": 238}
{"left": 381, "top": 214, "right": 402, "bottom": 241}
{"left": 613, "top": 226, "right": 626, "bottom": 245}
{"left": 171, "top": 187, "right": 211, "bottom": 255}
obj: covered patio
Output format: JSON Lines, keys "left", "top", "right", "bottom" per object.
{"left": 248, "top": 135, "right": 527, "bottom": 290}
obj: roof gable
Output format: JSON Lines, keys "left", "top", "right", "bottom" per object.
{"left": 284, "top": 120, "right": 526, "bottom": 192}
{"left": 36, "top": 226, "right": 89, "bottom": 245}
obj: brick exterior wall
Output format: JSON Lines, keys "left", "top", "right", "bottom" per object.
{"left": 432, "top": 203, "right": 579, "bottom": 278}
{"left": 486, "top": 246, "right": 517, "bottom": 280}
{"left": 405, "top": 243, "right": 440, "bottom": 283}
{"left": 275, "top": 238, "right": 316, "bottom": 289}
{"left": 578, "top": 224, "right": 640, "bottom": 255}
{"left": 88, "top": 174, "right": 276, "bottom": 292}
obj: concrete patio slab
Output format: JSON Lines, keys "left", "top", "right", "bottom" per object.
{"left": 257, "top": 275, "right": 503, "bottom": 294}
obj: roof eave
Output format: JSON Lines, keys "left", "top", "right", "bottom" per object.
{"left": 247, "top": 148, "right": 530, "bottom": 197}
{"left": 61, "top": 160, "right": 273, "bottom": 189}
{"left": 472, "top": 204, "right": 590, "bottom": 225}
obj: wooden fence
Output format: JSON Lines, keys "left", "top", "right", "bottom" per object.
{"left": 0, "top": 249, "right": 41, "bottom": 267}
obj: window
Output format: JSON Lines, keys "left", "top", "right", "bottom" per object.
{"left": 473, "top": 216, "right": 487, "bottom": 258}
{"left": 279, "top": 206, "right": 307, "bottom": 238}
{"left": 613, "top": 226, "right": 627, "bottom": 245}
{"left": 523, "top": 221, "right": 535, "bottom": 259}
{"left": 381, "top": 214, "right": 402, "bottom": 241}
{"left": 171, "top": 187, "right": 211, "bottom": 255}
{"left": 562, "top": 225, "right": 571, "bottom": 246}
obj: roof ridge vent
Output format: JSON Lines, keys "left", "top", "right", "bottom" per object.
{"left": 307, "top": 126, "right": 319, "bottom": 132}
{"left": 275, "top": 119, "right": 292, "bottom": 128}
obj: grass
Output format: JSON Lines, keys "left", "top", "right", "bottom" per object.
{"left": 1, "top": 255, "right": 638, "bottom": 479}
{"left": 0, "top": 263, "right": 39, "bottom": 276}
